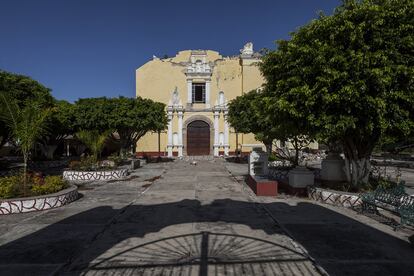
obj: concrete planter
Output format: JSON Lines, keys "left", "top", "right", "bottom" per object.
{"left": 63, "top": 169, "right": 129, "bottom": 181}
{"left": 321, "top": 154, "right": 347, "bottom": 182}
{"left": 288, "top": 167, "right": 314, "bottom": 188}
{"left": 128, "top": 159, "right": 141, "bottom": 170}
{"left": 308, "top": 186, "right": 362, "bottom": 208}
{"left": 0, "top": 185, "right": 78, "bottom": 215}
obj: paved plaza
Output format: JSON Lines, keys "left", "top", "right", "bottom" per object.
{"left": 0, "top": 159, "right": 413, "bottom": 275}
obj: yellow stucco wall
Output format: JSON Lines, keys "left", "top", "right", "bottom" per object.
{"left": 135, "top": 45, "right": 317, "bottom": 156}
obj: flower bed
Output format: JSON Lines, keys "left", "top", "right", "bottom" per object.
{"left": 28, "top": 159, "right": 70, "bottom": 170}
{"left": 0, "top": 184, "right": 78, "bottom": 215}
{"left": 63, "top": 169, "right": 129, "bottom": 181}
{"left": 308, "top": 186, "right": 362, "bottom": 208}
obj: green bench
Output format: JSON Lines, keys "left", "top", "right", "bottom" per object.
{"left": 361, "top": 181, "right": 414, "bottom": 230}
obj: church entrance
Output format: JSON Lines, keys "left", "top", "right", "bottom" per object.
{"left": 186, "top": 120, "right": 210, "bottom": 156}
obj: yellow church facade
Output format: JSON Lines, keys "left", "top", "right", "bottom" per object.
{"left": 135, "top": 43, "right": 265, "bottom": 157}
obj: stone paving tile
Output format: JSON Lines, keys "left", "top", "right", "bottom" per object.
{"left": 1, "top": 159, "right": 320, "bottom": 276}
{"left": 230, "top": 176, "right": 414, "bottom": 275}
{"left": 63, "top": 159, "right": 319, "bottom": 275}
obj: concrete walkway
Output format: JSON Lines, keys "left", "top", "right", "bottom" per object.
{"left": 1, "top": 159, "right": 413, "bottom": 275}
{"left": 225, "top": 162, "right": 414, "bottom": 276}
{"left": 0, "top": 160, "right": 319, "bottom": 276}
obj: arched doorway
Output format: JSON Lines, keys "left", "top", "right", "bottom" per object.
{"left": 187, "top": 120, "right": 210, "bottom": 156}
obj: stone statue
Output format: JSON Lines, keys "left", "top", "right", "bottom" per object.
{"left": 172, "top": 87, "right": 179, "bottom": 105}
{"left": 240, "top": 42, "right": 254, "bottom": 56}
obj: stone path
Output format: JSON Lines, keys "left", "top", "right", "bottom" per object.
{"left": 225, "top": 162, "right": 414, "bottom": 276}
{"left": 1, "top": 159, "right": 413, "bottom": 276}
{"left": 0, "top": 159, "right": 319, "bottom": 275}
{"left": 63, "top": 159, "right": 319, "bottom": 275}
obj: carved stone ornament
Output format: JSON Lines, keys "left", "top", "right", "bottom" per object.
{"left": 240, "top": 42, "right": 254, "bottom": 56}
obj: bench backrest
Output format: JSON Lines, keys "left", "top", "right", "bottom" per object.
{"left": 373, "top": 182, "right": 408, "bottom": 206}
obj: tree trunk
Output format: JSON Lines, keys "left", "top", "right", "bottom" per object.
{"left": 265, "top": 142, "right": 272, "bottom": 154}
{"left": 344, "top": 157, "right": 371, "bottom": 186}
{"left": 342, "top": 137, "right": 374, "bottom": 187}
{"left": 293, "top": 138, "right": 299, "bottom": 166}
{"left": 39, "top": 144, "right": 57, "bottom": 160}
{"left": 23, "top": 153, "right": 28, "bottom": 196}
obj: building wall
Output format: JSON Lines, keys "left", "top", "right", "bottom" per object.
{"left": 135, "top": 43, "right": 311, "bottom": 157}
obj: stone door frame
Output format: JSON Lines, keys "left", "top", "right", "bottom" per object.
{"left": 183, "top": 115, "right": 214, "bottom": 156}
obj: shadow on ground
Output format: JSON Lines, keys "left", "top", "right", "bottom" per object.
{"left": 1, "top": 200, "right": 413, "bottom": 276}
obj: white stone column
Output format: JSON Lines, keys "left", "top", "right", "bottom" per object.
{"left": 177, "top": 109, "right": 183, "bottom": 157}
{"left": 167, "top": 109, "right": 173, "bottom": 157}
{"left": 205, "top": 80, "right": 211, "bottom": 108}
{"left": 224, "top": 110, "right": 229, "bottom": 156}
{"left": 187, "top": 79, "right": 192, "bottom": 104}
{"left": 213, "top": 110, "right": 220, "bottom": 156}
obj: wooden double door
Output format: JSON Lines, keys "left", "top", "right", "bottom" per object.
{"left": 186, "top": 120, "right": 210, "bottom": 156}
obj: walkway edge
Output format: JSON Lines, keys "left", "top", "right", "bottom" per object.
{"left": 227, "top": 168, "right": 330, "bottom": 276}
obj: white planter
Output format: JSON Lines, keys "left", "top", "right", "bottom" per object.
{"left": 321, "top": 154, "right": 347, "bottom": 182}
{"left": 288, "top": 166, "right": 314, "bottom": 188}
{"left": 63, "top": 169, "right": 129, "bottom": 181}
{"left": 308, "top": 186, "right": 362, "bottom": 208}
{"left": 0, "top": 185, "right": 78, "bottom": 215}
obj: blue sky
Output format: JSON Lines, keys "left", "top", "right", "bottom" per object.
{"left": 0, "top": 0, "right": 340, "bottom": 102}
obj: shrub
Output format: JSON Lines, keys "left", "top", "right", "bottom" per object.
{"left": 0, "top": 174, "right": 68, "bottom": 199}
{"left": 69, "top": 155, "right": 121, "bottom": 171}
{"left": 108, "top": 153, "right": 122, "bottom": 166}
{"left": 68, "top": 156, "right": 97, "bottom": 171}
{"left": 268, "top": 153, "right": 281, "bottom": 162}
{"left": 31, "top": 176, "right": 68, "bottom": 195}
{"left": 0, "top": 175, "right": 22, "bottom": 199}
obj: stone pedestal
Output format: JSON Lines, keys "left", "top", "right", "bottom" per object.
{"left": 248, "top": 147, "right": 269, "bottom": 176}
{"left": 288, "top": 167, "right": 314, "bottom": 188}
{"left": 321, "top": 153, "right": 347, "bottom": 182}
{"left": 247, "top": 175, "right": 278, "bottom": 196}
{"left": 247, "top": 147, "right": 277, "bottom": 196}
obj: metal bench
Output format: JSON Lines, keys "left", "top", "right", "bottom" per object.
{"left": 361, "top": 181, "right": 414, "bottom": 230}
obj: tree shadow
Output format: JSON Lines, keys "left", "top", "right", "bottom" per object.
{"left": 0, "top": 200, "right": 413, "bottom": 276}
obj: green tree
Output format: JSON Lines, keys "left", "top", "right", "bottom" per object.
{"left": 227, "top": 90, "right": 275, "bottom": 152}
{"left": 107, "top": 97, "right": 167, "bottom": 156}
{"left": 0, "top": 95, "right": 51, "bottom": 194}
{"left": 260, "top": 0, "right": 414, "bottom": 185}
{"left": 39, "top": 100, "right": 75, "bottom": 159}
{"left": 228, "top": 90, "right": 313, "bottom": 165}
{"left": 75, "top": 130, "right": 111, "bottom": 163}
{"left": 73, "top": 97, "right": 167, "bottom": 157}
{"left": 0, "top": 70, "right": 54, "bottom": 148}
{"left": 73, "top": 97, "right": 111, "bottom": 132}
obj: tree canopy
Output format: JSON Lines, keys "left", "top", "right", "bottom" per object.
{"left": 73, "top": 97, "right": 167, "bottom": 155}
{"left": 260, "top": 0, "right": 414, "bottom": 185}
{"left": 0, "top": 70, "right": 54, "bottom": 147}
{"left": 107, "top": 96, "right": 167, "bottom": 155}
{"left": 227, "top": 89, "right": 314, "bottom": 165}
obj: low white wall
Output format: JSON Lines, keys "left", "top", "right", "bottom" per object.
{"left": 0, "top": 185, "right": 78, "bottom": 215}
{"left": 308, "top": 186, "right": 362, "bottom": 208}
{"left": 63, "top": 169, "right": 129, "bottom": 181}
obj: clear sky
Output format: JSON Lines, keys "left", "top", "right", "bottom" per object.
{"left": 0, "top": 0, "right": 340, "bottom": 102}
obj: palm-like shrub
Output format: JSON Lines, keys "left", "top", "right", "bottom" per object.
{"left": 0, "top": 94, "right": 51, "bottom": 195}
{"left": 75, "top": 129, "right": 111, "bottom": 163}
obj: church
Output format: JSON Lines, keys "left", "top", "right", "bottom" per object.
{"left": 135, "top": 43, "right": 264, "bottom": 157}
